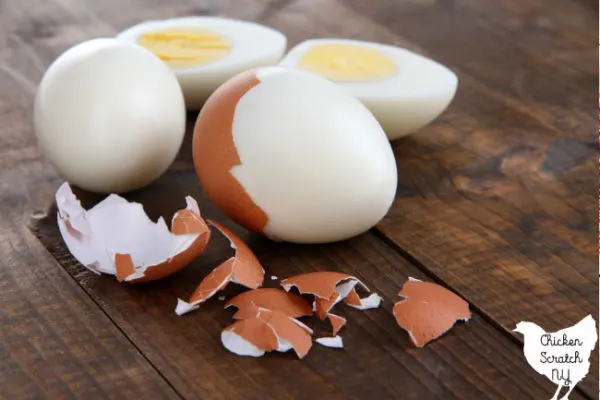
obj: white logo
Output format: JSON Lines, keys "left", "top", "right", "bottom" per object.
{"left": 513, "top": 314, "right": 597, "bottom": 400}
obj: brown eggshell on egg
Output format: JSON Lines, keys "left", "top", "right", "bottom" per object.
{"left": 192, "top": 70, "right": 268, "bottom": 235}
{"left": 393, "top": 278, "right": 471, "bottom": 348}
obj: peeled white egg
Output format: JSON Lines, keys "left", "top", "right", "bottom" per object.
{"left": 34, "top": 38, "right": 186, "bottom": 194}
{"left": 279, "top": 38, "right": 458, "bottom": 141}
{"left": 193, "top": 66, "right": 398, "bottom": 244}
{"left": 116, "top": 16, "right": 287, "bottom": 109}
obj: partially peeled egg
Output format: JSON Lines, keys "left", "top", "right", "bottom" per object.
{"left": 192, "top": 66, "right": 397, "bottom": 244}
{"left": 279, "top": 38, "right": 458, "bottom": 140}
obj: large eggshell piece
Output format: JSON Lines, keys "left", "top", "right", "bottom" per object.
{"left": 193, "top": 66, "right": 398, "bottom": 243}
{"left": 34, "top": 38, "right": 186, "bottom": 194}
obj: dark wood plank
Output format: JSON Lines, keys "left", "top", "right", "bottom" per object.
{"left": 330, "top": 0, "right": 599, "bottom": 395}
{"left": 2, "top": 0, "right": 595, "bottom": 398}
{"left": 32, "top": 168, "right": 588, "bottom": 400}
{"left": 0, "top": 178, "right": 181, "bottom": 399}
{"left": 0, "top": 4, "right": 181, "bottom": 395}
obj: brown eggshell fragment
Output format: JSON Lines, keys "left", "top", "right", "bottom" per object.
{"left": 225, "top": 288, "right": 313, "bottom": 319}
{"left": 115, "top": 199, "right": 211, "bottom": 282}
{"left": 393, "top": 278, "right": 471, "bottom": 347}
{"left": 343, "top": 289, "right": 383, "bottom": 310}
{"left": 221, "top": 302, "right": 313, "bottom": 359}
{"left": 175, "top": 220, "right": 265, "bottom": 316}
{"left": 315, "top": 291, "right": 341, "bottom": 320}
{"left": 344, "top": 288, "right": 362, "bottom": 307}
{"left": 327, "top": 313, "right": 347, "bottom": 336}
{"left": 221, "top": 315, "right": 280, "bottom": 357}
{"left": 192, "top": 69, "right": 269, "bottom": 235}
{"left": 56, "top": 182, "right": 211, "bottom": 283}
{"left": 258, "top": 308, "right": 313, "bottom": 359}
{"left": 209, "top": 220, "right": 265, "bottom": 288}
{"left": 280, "top": 271, "right": 358, "bottom": 299}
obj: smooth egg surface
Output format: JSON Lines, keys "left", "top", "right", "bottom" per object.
{"left": 34, "top": 38, "right": 186, "bottom": 194}
{"left": 117, "top": 17, "right": 287, "bottom": 109}
{"left": 279, "top": 38, "right": 458, "bottom": 140}
{"left": 193, "top": 66, "right": 398, "bottom": 244}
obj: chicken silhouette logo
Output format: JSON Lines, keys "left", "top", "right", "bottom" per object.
{"left": 513, "top": 314, "right": 597, "bottom": 400}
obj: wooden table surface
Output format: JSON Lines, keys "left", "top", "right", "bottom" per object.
{"left": 0, "top": 0, "right": 597, "bottom": 399}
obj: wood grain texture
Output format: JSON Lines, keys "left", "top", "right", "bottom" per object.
{"left": 0, "top": 0, "right": 596, "bottom": 398}
{"left": 31, "top": 161, "right": 588, "bottom": 400}
{"left": 337, "top": 0, "right": 599, "bottom": 393}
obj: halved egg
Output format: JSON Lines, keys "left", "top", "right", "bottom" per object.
{"left": 117, "top": 16, "right": 287, "bottom": 109}
{"left": 279, "top": 38, "right": 458, "bottom": 141}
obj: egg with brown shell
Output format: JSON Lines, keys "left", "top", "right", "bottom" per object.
{"left": 192, "top": 66, "right": 397, "bottom": 244}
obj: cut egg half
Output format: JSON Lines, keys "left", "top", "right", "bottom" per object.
{"left": 279, "top": 38, "right": 458, "bottom": 140}
{"left": 117, "top": 16, "right": 287, "bottom": 109}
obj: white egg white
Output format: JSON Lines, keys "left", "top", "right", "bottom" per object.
{"left": 229, "top": 66, "right": 398, "bottom": 244}
{"left": 117, "top": 16, "right": 287, "bottom": 109}
{"left": 279, "top": 38, "right": 458, "bottom": 140}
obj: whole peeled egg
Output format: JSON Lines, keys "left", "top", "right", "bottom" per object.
{"left": 192, "top": 66, "right": 398, "bottom": 244}
{"left": 34, "top": 38, "right": 186, "bottom": 194}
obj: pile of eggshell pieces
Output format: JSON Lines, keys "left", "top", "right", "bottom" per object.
{"left": 41, "top": 15, "right": 469, "bottom": 358}
{"left": 56, "top": 182, "right": 471, "bottom": 358}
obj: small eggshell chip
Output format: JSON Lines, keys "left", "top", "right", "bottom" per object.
{"left": 221, "top": 316, "right": 279, "bottom": 357}
{"left": 281, "top": 271, "right": 363, "bottom": 299}
{"left": 327, "top": 313, "right": 347, "bottom": 336}
{"left": 35, "top": 38, "right": 186, "bottom": 194}
{"left": 344, "top": 289, "right": 383, "bottom": 310}
{"left": 192, "top": 66, "right": 397, "bottom": 244}
{"left": 175, "top": 220, "right": 265, "bottom": 315}
{"left": 393, "top": 278, "right": 471, "bottom": 347}
{"left": 315, "top": 336, "right": 344, "bottom": 349}
{"left": 225, "top": 288, "right": 313, "bottom": 319}
{"left": 222, "top": 303, "right": 313, "bottom": 359}
{"left": 56, "top": 182, "right": 209, "bottom": 282}
{"left": 281, "top": 271, "right": 381, "bottom": 320}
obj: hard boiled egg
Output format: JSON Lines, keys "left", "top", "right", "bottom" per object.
{"left": 279, "top": 38, "right": 458, "bottom": 141}
{"left": 192, "top": 66, "right": 398, "bottom": 244}
{"left": 117, "top": 16, "right": 287, "bottom": 109}
{"left": 34, "top": 38, "right": 185, "bottom": 194}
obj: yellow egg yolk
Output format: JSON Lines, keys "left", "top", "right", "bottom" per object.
{"left": 137, "top": 27, "right": 232, "bottom": 68}
{"left": 296, "top": 43, "right": 397, "bottom": 82}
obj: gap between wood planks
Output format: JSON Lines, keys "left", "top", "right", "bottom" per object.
{"left": 25, "top": 221, "right": 188, "bottom": 400}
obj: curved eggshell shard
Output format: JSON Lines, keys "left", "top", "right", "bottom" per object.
{"left": 393, "top": 278, "right": 471, "bottom": 348}
{"left": 175, "top": 220, "right": 265, "bottom": 315}
{"left": 116, "top": 197, "right": 211, "bottom": 282}
{"left": 192, "top": 70, "right": 269, "bottom": 235}
{"left": 315, "top": 336, "right": 344, "bottom": 349}
{"left": 327, "top": 313, "right": 346, "bottom": 336}
{"left": 280, "top": 271, "right": 356, "bottom": 299}
{"left": 222, "top": 315, "right": 280, "bottom": 357}
{"left": 344, "top": 288, "right": 362, "bottom": 307}
{"left": 209, "top": 220, "right": 265, "bottom": 288}
{"left": 56, "top": 182, "right": 210, "bottom": 282}
{"left": 225, "top": 288, "right": 312, "bottom": 319}
{"left": 258, "top": 308, "right": 313, "bottom": 359}
{"left": 343, "top": 289, "right": 382, "bottom": 310}
{"left": 314, "top": 291, "right": 341, "bottom": 320}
